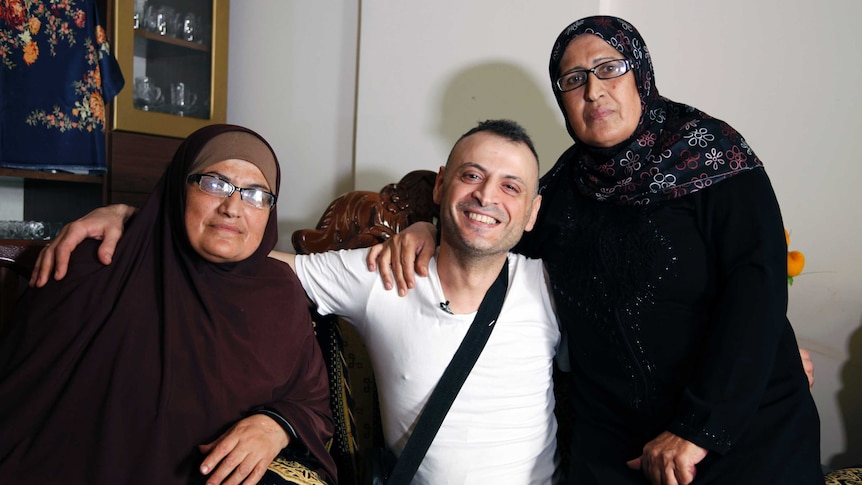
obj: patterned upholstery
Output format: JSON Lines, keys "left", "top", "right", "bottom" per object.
{"left": 825, "top": 466, "right": 862, "bottom": 485}
{"left": 262, "top": 457, "right": 329, "bottom": 485}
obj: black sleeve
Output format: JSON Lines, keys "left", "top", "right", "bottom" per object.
{"left": 666, "top": 168, "right": 791, "bottom": 454}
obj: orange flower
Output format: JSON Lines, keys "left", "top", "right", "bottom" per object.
{"left": 23, "top": 40, "right": 38, "bottom": 65}
{"left": 89, "top": 92, "right": 104, "bottom": 122}
{"left": 785, "top": 229, "right": 805, "bottom": 285}
{"left": 788, "top": 251, "right": 805, "bottom": 278}
{"left": 95, "top": 25, "right": 106, "bottom": 44}
{"left": 28, "top": 16, "right": 41, "bottom": 35}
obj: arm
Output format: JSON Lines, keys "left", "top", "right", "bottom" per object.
{"left": 31, "top": 204, "right": 137, "bottom": 287}
{"left": 198, "top": 413, "right": 289, "bottom": 485}
{"left": 365, "top": 221, "right": 437, "bottom": 296}
{"left": 251, "top": 328, "right": 336, "bottom": 483}
{"left": 627, "top": 171, "right": 807, "bottom": 484}
{"left": 198, "top": 284, "right": 338, "bottom": 484}
{"left": 638, "top": 171, "right": 796, "bottom": 481}
{"left": 626, "top": 432, "right": 707, "bottom": 485}
{"left": 624, "top": 351, "right": 814, "bottom": 485}
{"left": 624, "top": 342, "right": 814, "bottom": 484}
{"left": 267, "top": 250, "right": 296, "bottom": 273}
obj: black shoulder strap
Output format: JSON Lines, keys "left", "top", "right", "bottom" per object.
{"left": 387, "top": 257, "right": 510, "bottom": 484}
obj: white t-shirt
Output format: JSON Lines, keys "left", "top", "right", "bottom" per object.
{"left": 295, "top": 248, "right": 560, "bottom": 484}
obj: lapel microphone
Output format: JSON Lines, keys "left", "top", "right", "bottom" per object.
{"left": 439, "top": 301, "right": 453, "bottom": 315}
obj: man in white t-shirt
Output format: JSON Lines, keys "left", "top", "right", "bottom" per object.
{"left": 31, "top": 120, "right": 560, "bottom": 483}
{"left": 285, "top": 120, "right": 559, "bottom": 483}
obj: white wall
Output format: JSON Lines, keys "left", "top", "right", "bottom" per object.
{"left": 354, "top": 1, "right": 583, "bottom": 188}
{"left": 0, "top": 178, "right": 23, "bottom": 219}
{"left": 226, "top": 0, "right": 358, "bottom": 251}
{"left": 353, "top": 0, "right": 862, "bottom": 468}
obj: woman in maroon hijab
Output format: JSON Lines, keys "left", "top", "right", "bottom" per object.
{"left": 0, "top": 124, "right": 336, "bottom": 484}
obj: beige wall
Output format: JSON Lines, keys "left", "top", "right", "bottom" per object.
{"left": 226, "top": 0, "right": 358, "bottom": 245}
{"left": 354, "top": 1, "right": 581, "bottom": 188}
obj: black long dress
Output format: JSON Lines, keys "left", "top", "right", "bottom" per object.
{"left": 518, "top": 161, "right": 822, "bottom": 483}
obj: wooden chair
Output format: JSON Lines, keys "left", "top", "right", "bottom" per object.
{"left": 0, "top": 239, "right": 48, "bottom": 332}
{"left": 292, "top": 170, "right": 438, "bottom": 485}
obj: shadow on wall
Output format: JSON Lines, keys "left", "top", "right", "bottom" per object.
{"left": 432, "top": 61, "right": 572, "bottom": 176}
{"left": 830, "top": 320, "right": 862, "bottom": 468}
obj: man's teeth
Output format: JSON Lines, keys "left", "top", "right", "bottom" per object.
{"left": 468, "top": 213, "right": 497, "bottom": 224}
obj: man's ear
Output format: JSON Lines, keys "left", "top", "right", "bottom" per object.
{"left": 432, "top": 166, "right": 445, "bottom": 205}
{"left": 524, "top": 194, "right": 542, "bottom": 232}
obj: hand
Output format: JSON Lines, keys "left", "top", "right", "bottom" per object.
{"left": 626, "top": 431, "right": 707, "bottom": 485}
{"left": 29, "top": 204, "right": 136, "bottom": 288}
{"left": 365, "top": 221, "right": 437, "bottom": 296}
{"left": 799, "top": 347, "right": 814, "bottom": 388}
{"left": 198, "top": 414, "right": 289, "bottom": 485}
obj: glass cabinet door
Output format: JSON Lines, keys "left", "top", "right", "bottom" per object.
{"left": 112, "top": 0, "right": 228, "bottom": 138}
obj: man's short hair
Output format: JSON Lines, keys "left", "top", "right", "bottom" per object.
{"left": 453, "top": 119, "right": 539, "bottom": 164}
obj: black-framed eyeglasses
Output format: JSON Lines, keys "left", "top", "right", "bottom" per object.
{"left": 187, "top": 173, "right": 277, "bottom": 210}
{"left": 555, "top": 58, "right": 633, "bottom": 92}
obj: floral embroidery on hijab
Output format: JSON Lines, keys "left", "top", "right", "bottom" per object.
{"left": 548, "top": 16, "right": 763, "bottom": 205}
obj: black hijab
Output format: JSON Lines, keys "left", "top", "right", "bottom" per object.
{"left": 549, "top": 16, "right": 764, "bottom": 205}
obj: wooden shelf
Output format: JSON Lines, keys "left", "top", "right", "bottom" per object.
{"left": 134, "top": 29, "right": 211, "bottom": 52}
{"left": 0, "top": 168, "right": 104, "bottom": 184}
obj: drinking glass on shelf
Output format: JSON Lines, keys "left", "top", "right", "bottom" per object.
{"left": 133, "top": 0, "right": 147, "bottom": 29}
{"left": 170, "top": 82, "right": 198, "bottom": 116}
{"left": 181, "top": 13, "right": 197, "bottom": 41}
{"left": 154, "top": 6, "right": 175, "bottom": 36}
{"left": 134, "top": 77, "right": 163, "bottom": 111}
{"left": 0, "top": 221, "right": 63, "bottom": 240}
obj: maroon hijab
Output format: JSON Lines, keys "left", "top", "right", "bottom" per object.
{"left": 548, "top": 16, "right": 764, "bottom": 205}
{"left": 0, "top": 125, "right": 336, "bottom": 483}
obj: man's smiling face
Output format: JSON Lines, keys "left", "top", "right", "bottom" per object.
{"left": 434, "top": 131, "right": 542, "bottom": 259}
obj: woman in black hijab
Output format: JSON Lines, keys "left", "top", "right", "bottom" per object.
{"left": 512, "top": 16, "right": 822, "bottom": 484}
{"left": 0, "top": 124, "right": 336, "bottom": 484}
{"left": 365, "top": 14, "right": 822, "bottom": 485}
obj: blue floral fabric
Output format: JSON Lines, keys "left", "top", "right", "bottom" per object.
{"left": 1, "top": 0, "right": 124, "bottom": 173}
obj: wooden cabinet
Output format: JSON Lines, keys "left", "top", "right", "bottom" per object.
{"left": 0, "top": 168, "right": 104, "bottom": 223}
{"left": 106, "top": 0, "right": 229, "bottom": 205}
{"left": 108, "top": 131, "right": 183, "bottom": 206}
{"left": 111, "top": 0, "right": 229, "bottom": 138}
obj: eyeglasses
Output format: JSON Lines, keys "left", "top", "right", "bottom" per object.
{"left": 187, "top": 173, "right": 277, "bottom": 210}
{"left": 555, "top": 59, "right": 633, "bottom": 92}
